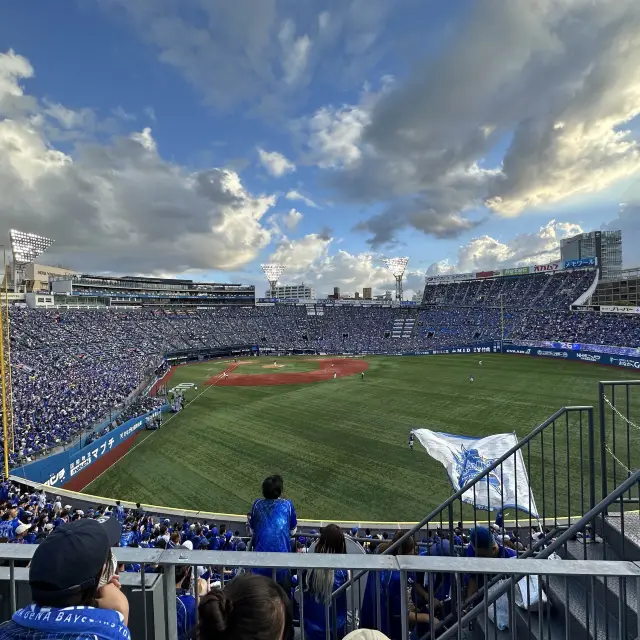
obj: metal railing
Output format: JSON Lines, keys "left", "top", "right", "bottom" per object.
{"left": 433, "top": 469, "right": 640, "bottom": 640}
{"left": 0, "top": 546, "right": 638, "bottom": 640}
{"left": 598, "top": 380, "right": 640, "bottom": 511}
{"left": 331, "top": 406, "right": 596, "bottom": 614}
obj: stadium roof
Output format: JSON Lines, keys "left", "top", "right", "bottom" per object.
{"left": 77, "top": 273, "right": 245, "bottom": 287}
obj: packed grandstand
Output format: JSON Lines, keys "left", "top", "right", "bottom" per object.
{"left": 1, "top": 260, "right": 639, "bottom": 640}
{"left": 5, "top": 264, "right": 640, "bottom": 465}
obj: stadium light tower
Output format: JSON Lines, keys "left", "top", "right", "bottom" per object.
{"left": 384, "top": 257, "right": 409, "bottom": 301}
{"left": 9, "top": 229, "right": 55, "bottom": 293}
{"left": 261, "top": 263, "right": 286, "bottom": 298}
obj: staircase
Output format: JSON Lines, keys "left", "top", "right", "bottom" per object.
{"left": 391, "top": 316, "right": 415, "bottom": 338}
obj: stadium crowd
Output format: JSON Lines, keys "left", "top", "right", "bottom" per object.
{"left": 3, "top": 266, "right": 640, "bottom": 465}
{"left": 0, "top": 475, "right": 529, "bottom": 640}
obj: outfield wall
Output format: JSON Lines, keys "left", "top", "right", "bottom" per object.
{"left": 12, "top": 407, "right": 167, "bottom": 488}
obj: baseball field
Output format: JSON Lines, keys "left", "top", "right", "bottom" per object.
{"left": 82, "top": 354, "right": 638, "bottom": 522}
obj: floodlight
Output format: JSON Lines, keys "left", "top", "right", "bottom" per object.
{"left": 261, "top": 264, "right": 286, "bottom": 296}
{"left": 384, "top": 257, "right": 409, "bottom": 301}
{"left": 9, "top": 230, "right": 54, "bottom": 265}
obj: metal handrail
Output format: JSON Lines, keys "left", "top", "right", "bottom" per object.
{"left": 433, "top": 469, "right": 640, "bottom": 640}
{"left": 332, "top": 405, "right": 594, "bottom": 601}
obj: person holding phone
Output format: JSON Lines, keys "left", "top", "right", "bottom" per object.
{"left": 0, "top": 516, "right": 130, "bottom": 640}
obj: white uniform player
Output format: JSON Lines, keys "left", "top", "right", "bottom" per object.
{"left": 470, "top": 375, "right": 475, "bottom": 383}
{"left": 223, "top": 371, "right": 229, "bottom": 379}
{"left": 479, "top": 360, "right": 483, "bottom": 366}
{"left": 333, "top": 372, "right": 337, "bottom": 379}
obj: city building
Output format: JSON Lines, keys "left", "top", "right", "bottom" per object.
{"left": 363, "top": 287, "right": 372, "bottom": 299}
{"left": 334, "top": 287, "right": 340, "bottom": 299}
{"left": 591, "top": 267, "right": 640, "bottom": 307}
{"left": 265, "top": 283, "right": 316, "bottom": 300}
{"left": 50, "top": 274, "right": 255, "bottom": 308}
{"left": 560, "top": 230, "right": 622, "bottom": 280}
{"left": 2, "top": 263, "right": 75, "bottom": 293}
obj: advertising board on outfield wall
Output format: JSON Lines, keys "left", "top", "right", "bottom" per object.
{"left": 502, "top": 344, "right": 640, "bottom": 368}
{"left": 600, "top": 305, "right": 640, "bottom": 315}
{"left": 12, "top": 407, "right": 167, "bottom": 487}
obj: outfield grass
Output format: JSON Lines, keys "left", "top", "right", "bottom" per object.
{"left": 83, "top": 355, "right": 639, "bottom": 522}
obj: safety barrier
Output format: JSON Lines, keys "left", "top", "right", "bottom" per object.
{"left": 0, "top": 546, "right": 638, "bottom": 640}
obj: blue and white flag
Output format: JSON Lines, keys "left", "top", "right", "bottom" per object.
{"left": 412, "top": 429, "right": 539, "bottom": 517}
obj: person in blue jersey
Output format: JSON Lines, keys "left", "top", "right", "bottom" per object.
{"left": 302, "top": 524, "right": 349, "bottom": 640}
{"left": 0, "top": 506, "right": 22, "bottom": 542}
{"left": 175, "top": 565, "right": 196, "bottom": 640}
{"left": 361, "top": 532, "right": 430, "bottom": 639}
{"left": 114, "top": 501, "right": 125, "bottom": 523}
{"left": 465, "top": 526, "right": 517, "bottom": 600}
{"left": 0, "top": 516, "right": 130, "bottom": 640}
{"left": 249, "top": 475, "right": 297, "bottom": 588}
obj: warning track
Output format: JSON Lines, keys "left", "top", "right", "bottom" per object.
{"left": 205, "top": 358, "right": 369, "bottom": 387}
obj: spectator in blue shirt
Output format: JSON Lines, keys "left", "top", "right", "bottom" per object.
{"left": 465, "top": 526, "right": 517, "bottom": 599}
{"left": 115, "top": 501, "right": 125, "bottom": 523}
{"left": 302, "top": 524, "right": 349, "bottom": 640}
{"left": 249, "top": 475, "right": 297, "bottom": 587}
{"left": 175, "top": 565, "right": 196, "bottom": 640}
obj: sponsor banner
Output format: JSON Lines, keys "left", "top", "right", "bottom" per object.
{"left": 502, "top": 344, "right": 640, "bottom": 368}
{"left": 572, "top": 305, "right": 600, "bottom": 312}
{"left": 533, "top": 261, "right": 563, "bottom": 273}
{"left": 405, "top": 342, "right": 498, "bottom": 356}
{"left": 503, "top": 266, "right": 531, "bottom": 277}
{"left": 13, "top": 406, "right": 167, "bottom": 486}
{"left": 412, "top": 429, "right": 539, "bottom": 516}
{"left": 475, "top": 270, "right": 503, "bottom": 279}
{"left": 601, "top": 306, "right": 640, "bottom": 315}
{"left": 564, "top": 257, "right": 596, "bottom": 269}
{"left": 425, "top": 272, "right": 475, "bottom": 284}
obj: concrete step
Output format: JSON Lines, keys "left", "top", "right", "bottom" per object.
{"left": 557, "top": 538, "right": 638, "bottom": 637}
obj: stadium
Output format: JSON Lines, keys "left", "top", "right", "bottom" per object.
{"left": 0, "top": 227, "right": 639, "bottom": 640}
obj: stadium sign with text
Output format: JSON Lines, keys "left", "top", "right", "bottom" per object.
{"left": 425, "top": 272, "right": 475, "bottom": 284}
{"left": 564, "top": 257, "right": 596, "bottom": 269}
{"left": 503, "top": 266, "right": 531, "bottom": 276}
{"left": 601, "top": 306, "right": 640, "bottom": 315}
{"left": 475, "top": 270, "right": 503, "bottom": 279}
{"left": 533, "top": 262, "right": 562, "bottom": 273}
{"left": 12, "top": 406, "right": 168, "bottom": 486}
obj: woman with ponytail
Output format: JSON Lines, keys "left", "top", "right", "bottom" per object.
{"left": 302, "top": 524, "right": 349, "bottom": 640}
{"left": 198, "top": 573, "right": 293, "bottom": 640}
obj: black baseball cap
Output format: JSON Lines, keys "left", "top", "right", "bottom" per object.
{"left": 30, "top": 517, "right": 122, "bottom": 603}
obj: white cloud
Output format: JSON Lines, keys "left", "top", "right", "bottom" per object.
{"left": 285, "top": 189, "right": 319, "bottom": 208}
{"left": 427, "top": 220, "right": 584, "bottom": 274}
{"left": 0, "top": 50, "right": 276, "bottom": 275}
{"left": 296, "top": 78, "right": 392, "bottom": 170}
{"left": 278, "top": 19, "right": 311, "bottom": 85}
{"left": 270, "top": 232, "right": 331, "bottom": 270}
{"left": 270, "top": 232, "right": 420, "bottom": 297}
{"left": 103, "top": 0, "right": 393, "bottom": 113}
{"left": 257, "top": 147, "right": 296, "bottom": 177}
{"left": 144, "top": 106, "right": 157, "bottom": 122}
{"left": 112, "top": 106, "right": 136, "bottom": 122}
{"left": 281, "top": 208, "right": 303, "bottom": 230}
{"left": 321, "top": 0, "right": 640, "bottom": 246}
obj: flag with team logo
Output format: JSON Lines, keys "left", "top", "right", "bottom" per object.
{"left": 412, "top": 429, "right": 539, "bottom": 517}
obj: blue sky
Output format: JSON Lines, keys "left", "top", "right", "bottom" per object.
{"left": 0, "top": 0, "right": 639, "bottom": 298}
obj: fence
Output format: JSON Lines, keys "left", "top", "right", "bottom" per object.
{"left": 0, "top": 545, "right": 638, "bottom": 640}
{"left": 598, "top": 380, "right": 640, "bottom": 508}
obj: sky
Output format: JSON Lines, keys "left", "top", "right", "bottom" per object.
{"left": 1, "top": 0, "right": 640, "bottom": 299}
